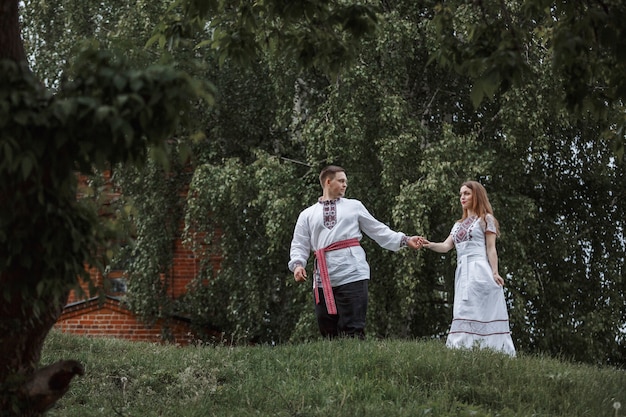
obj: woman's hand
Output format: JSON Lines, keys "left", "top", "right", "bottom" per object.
{"left": 493, "top": 272, "right": 504, "bottom": 286}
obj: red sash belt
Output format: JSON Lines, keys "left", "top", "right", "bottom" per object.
{"left": 314, "top": 238, "right": 361, "bottom": 314}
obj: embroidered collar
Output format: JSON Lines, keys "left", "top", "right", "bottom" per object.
{"left": 318, "top": 197, "right": 342, "bottom": 204}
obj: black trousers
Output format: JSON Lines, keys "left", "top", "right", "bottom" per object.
{"left": 314, "top": 279, "right": 368, "bottom": 339}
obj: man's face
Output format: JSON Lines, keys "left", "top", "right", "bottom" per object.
{"left": 327, "top": 172, "right": 347, "bottom": 199}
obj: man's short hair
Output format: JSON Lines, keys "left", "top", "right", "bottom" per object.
{"left": 319, "top": 165, "right": 345, "bottom": 187}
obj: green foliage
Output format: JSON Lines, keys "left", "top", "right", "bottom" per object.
{"left": 59, "top": 43, "right": 212, "bottom": 170}
{"left": 42, "top": 331, "right": 626, "bottom": 417}
{"left": 0, "top": 60, "right": 100, "bottom": 311}
{"left": 429, "top": 0, "right": 626, "bottom": 158}
{"left": 114, "top": 158, "right": 190, "bottom": 334}
{"left": 493, "top": 69, "right": 626, "bottom": 364}
{"left": 21, "top": 0, "right": 216, "bottom": 329}
{"left": 0, "top": 41, "right": 210, "bottom": 303}
{"left": 98, "top": 0, "right": 626, "bottom": 366}
{"left": 159, "top": 0, "right": 380, "bottom": 78}
{"left": 182, "top": 153, "right": 313, "bottom": 342}
{"left": 19, "top": 0, "right": 626, "bottom": 369}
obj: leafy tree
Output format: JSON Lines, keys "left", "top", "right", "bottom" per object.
{"left": 245, "top": 0, "right": 623, "bottom": 367}
{"left": 178, "top": 1, "right": 494, "bottom": 342}
{"left": 154, "top": 0, "right": 379, "bottom": 77}
{"left": 11, "top": 10, "right": 626, "bottom": 414}
{"left": 495, "top": 81, "right": 626, "bottom": 364}
{"left": 183, "top": 154, "right": 313, "bottom": 342}
{"left": 120, "top": 0, "right": 626, "bottom": 367}
{"left": 2, "top": 0, "right": 380, "bottom": 414}
{"left": 92, "top": 1, "right": 380, "bottom": 343}
{"left": 424, "top": 0, "right": 626, "bottom": 364}
{"left": 429, "top": 0, "right": 626, "bottom": 157}
{"left": 1, "top": 8, "right": 207, "bottom": 415}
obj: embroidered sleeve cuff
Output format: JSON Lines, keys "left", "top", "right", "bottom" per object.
{"left": 400, "top": 235, "right": 409, "bottom": 248}
{"left": 289, "top": 260, "right": 306, "bottom": 272}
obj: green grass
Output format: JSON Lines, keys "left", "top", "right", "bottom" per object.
{"left": 41, "top": 331, "right": 625, "bottom": 417}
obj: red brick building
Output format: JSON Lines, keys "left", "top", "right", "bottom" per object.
{"left": 53, "top": 172, "right": 217, "bottom": 345}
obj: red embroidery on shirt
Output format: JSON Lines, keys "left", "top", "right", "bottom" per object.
{"left": 323, "top": 200, "right": 337, "bottom": 230}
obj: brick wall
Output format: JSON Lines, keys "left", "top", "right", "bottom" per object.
{"left": 168, "top": 235, "right": 197, "bottom": 298}
{"left": 168, "top": 233, "right": 222, "bottom": 298}
{"left": 54, "top": 170, "right": 223, "bottom": 344}
{"left": 65, "top": 266, "right": 104, "bottom": 305}
{"left": 56, "top": 297, "right": 198, "bottom": 345}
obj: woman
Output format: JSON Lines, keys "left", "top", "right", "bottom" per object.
{"left": 418, "top": 181, "right": 516, "bottom": 356}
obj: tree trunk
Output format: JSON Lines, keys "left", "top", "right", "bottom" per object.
{"left": 0, "top": 1, "right": 84, "bottom": 415}
{"left": 0, "top": 270, "right": 83, "bottom": 415}
{"left": 0, "top": 0, "right": 27, "bottom": 62}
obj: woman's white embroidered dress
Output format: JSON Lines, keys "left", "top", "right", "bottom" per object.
{"left": 447, "top": 214, "right": 516, "bottom": 356}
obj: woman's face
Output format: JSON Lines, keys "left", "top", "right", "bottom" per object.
{"left": 459, "top": 185, "right": 473, "bottom": 211}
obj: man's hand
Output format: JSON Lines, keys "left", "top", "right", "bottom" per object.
{"left": 294, "top": 265, "right": 307, "bottom": 282}
{"left": 408, "top": 236, "right": 423, "bottom": 250}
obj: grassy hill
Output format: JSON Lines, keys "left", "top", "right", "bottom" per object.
{"left": 41, "top": 331, "right": 625, "bottom": 416}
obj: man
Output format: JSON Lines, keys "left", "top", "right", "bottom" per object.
{"left": 288, "top": 165, "right": 420, "bottom": 339}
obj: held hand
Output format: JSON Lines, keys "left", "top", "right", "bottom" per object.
{"left": 408, "top": 236, "right": 423, "bottom": 250}
{"left": 294, "top": 266, "right": 307, "bottom": 282}
{"left": 416, "top": 236, "right": 431, "bottom": 248}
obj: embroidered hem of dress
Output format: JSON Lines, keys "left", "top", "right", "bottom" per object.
{"left": 448, "top": 318, "right": 511, "bottom": 336}
{"left": 446, "top": 318, "right": 516, "bottom": 356}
